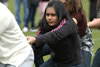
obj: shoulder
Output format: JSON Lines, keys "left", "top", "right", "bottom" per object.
{"left": 0, "top": 3, "right": 15, "bottom": 26}
{"left": 0, "top": 3, "right": 11, "bottom": 18}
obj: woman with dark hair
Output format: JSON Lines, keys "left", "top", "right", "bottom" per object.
{"left": 27, "top": 1, "right": 82, "bottom": 67}
{"left": 60, "top": 0, "right": 94, "bottom": 67}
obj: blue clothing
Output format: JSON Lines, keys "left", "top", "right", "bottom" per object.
{"left": 32, "top": 44, "right": 51, "bottom": 67}
{"left": 14, "top": 0, "right": 29, "bottom": 25}
{"left": 24, "top": 0, "right": 39, "bottom": 28}
{"left": 25, "top": 4, "right": 37, "bottom": 28}
{"left": 34, "top": 44, "right": 91, "bottom": 67}
{"left": 75, "top": 50, "right": 92, "bottom": 67}
{"left": 91, "top": 48, "right": 100, "bottom": 67}
{"left": 79, "top": 27, "right": 93, "bottom": 67}
{"left": 40, "top": 58, "right": 83, "bottom": 67}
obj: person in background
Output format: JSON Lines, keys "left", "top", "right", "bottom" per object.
{"left": 60, "top": 0, "right": 94, "bottom": 67}
{"left": 88, "top": 18, "right": 100, "bottom": 28}
{"left": 96, "top": 0, "right": 100, "bottom": 18}
{"left": 88, "top": 0, "right": 100, "bottom": 67}
{"left": 14, "top": 0, "right": 29, "bottom": 26}
{"left": 38, "top": 0, "right": 50, "bottom": 18}
{"left": 88, "top": 0, "right": 100, "bottom": 29}
{"left": 0, "top": 2, "right": 34, "bottom": 67}
{"left": 89, "top": 0, "right": 97, "bottom": 21}
{"left": 22, "top": 0, "right": 39, "bottom": 32}
{"left": 27, "top": 1, "right": 82, "bottom": 67}
{"left": 0, "top": 0, "right": 8, "bottom": 7}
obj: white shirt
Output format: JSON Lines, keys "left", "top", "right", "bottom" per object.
{"left": 0, "top": 3, "right": 34, "bottom": 67}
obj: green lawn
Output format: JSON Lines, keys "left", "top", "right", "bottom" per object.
{"left": 8, "top": 0, "right": 40, "bottom": 37}
{"left": 7, "top": 0, "right": 100, "bottom": 66}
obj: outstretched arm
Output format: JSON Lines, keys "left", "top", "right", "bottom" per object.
{"left": 88, "top": 18, "right": 100, "bottom": 29}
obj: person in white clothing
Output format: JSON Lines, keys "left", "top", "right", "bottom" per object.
{"left": 0, "top": 2, "right": 34, "bottom": 67}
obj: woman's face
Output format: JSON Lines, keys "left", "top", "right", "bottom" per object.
{"left": 46, "top": 7, "right": 58, "bottom": 26}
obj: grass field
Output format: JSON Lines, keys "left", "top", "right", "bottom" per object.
{"left": 7, "top": 0, "right": 100, "bottom": 66}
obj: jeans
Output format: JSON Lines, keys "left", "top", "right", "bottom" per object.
{"left": 40, "top": 58, "right": 83, "bottom": 67}
{"left": 25, "top": 5, "right": 37, "bottom": 28}
{"left": 40, "top": 58, "right": 57, "bottom": 67}
{"left": 91, "top": 48, "right": 100, "bottom": 67}
{"left": 14, "top": 0, "right": 29, "bottom": 25}
{"left": 32, "top": 44, "right": 51, "bottom": 67}
{"left": 0, "top": 64, "right": 15, "bottom": 67}
{"left": 76, "top": 50, "right": 92, "bottom": 67}
{"left": 33, "top": 44, "right": 92, "bottom": 67}
{"left": 40, "top": 50, "right": 91, "bottom": 67}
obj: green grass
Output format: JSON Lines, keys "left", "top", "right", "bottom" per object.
{"left": 8, "top": 0, "right": 40, "bottom": 37}
{"left": 7, "top": 0, "right": 100, "bottom": 66}
{"left": 82, "top": 0, "right": 90, "bottom": 21}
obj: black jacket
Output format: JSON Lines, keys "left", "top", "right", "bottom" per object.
{"left": 35, "top": 20, "right": 82, "bottom": 65}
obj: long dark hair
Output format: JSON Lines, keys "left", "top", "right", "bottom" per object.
{"left": 39, "top": 0, "right": 74, "bottom": 34}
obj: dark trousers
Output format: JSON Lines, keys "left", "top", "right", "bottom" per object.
{"left": 24, "top": 5, "right": 37, "bottom": 28}
{"left": 32, "top": 44, "right": 51, "bottom": 67}
{"left": 33, "top": 44, "right": 92, "bottom": 67}
{"left": 40, "top": 50, "right": 91, "bottom": 67}
{"left": 40, "top": 58, "right": 83, "bottom": 67}
{"left": 76, "top": 50, "right": 92, "bottom": 67}
{"left": 92, "top": 48, "right": 100, "bottom": 67}
{"left": 89, "top": 0, "right": 97, "bottom": 21}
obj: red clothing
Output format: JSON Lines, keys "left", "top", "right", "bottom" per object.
{"left": 71, "top": 12, "right": 87, "bottom": 37}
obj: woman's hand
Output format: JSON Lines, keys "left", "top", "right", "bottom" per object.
{"left": 27, "top": 36, "right": 36, "bottom": 45}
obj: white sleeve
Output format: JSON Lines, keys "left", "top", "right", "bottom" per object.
{"left": 0, "top": 3, "right": 11, "bottom": 35}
